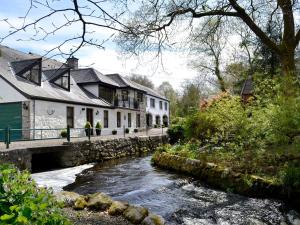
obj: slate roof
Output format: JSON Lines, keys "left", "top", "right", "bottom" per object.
{"left": 71, "top": 68, "right": 120, "bottom": 87}
{"left": 0, "top": 45, "right": 111, "bottom": 107}
{"left": 10, "top": 58, "right": 41, "bottom": 75}
{"left": 0, "top": 45, "right": 168, "bottom": 105}
{"left": 106, "top": 73, "right": 168, "bottom": 100}
{"left": 43, "top": 68, "right": 70, "bottom": 81}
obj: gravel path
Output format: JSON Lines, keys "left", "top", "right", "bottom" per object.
{"left": 63, "top": 208, "right": 132, "bottom": 225}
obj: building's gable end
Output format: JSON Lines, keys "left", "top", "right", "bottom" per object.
{"left": 0, "top": 76, "right": 28, "bottom": 103}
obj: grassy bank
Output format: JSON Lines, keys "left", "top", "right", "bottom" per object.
{"left": 154, "top": 142, "right": 300, "bottom": 190}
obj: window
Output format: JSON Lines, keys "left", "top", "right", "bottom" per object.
{"left": 137, "top": 92, "right": 143, "bottom": 102}
{"left": 66, "top": 107, "right": 74, "bottom": 128}
{"left": 54, "top": 72, "right": 70, "bottom": 90}
{"left": 117, "top": 112, "right": 121, "bottom": 128}
{"left": 165, "top": 102, "right": 168, "bottom": 111}
{"left": 128, "top": 113, "right": 132, "bottom": 128}
{"left": 20, "top": 64, "right": 41, "bottom": 85}
{"left": 99, "top": 86, "right": 115, "bottom": 103}
{"left": 150, "top": 98, "right": 155, "bottom": 108}
{"left": 121, "top": 90, "right": 129, "bottom": 101}
{"left": 159, "top": 101, "right": 163, "bottom": 110}
{"left": 136, "top": 114, "right": 141, "bottom": 128}
{"left": 104, "top": 110, "right": 109, "bottom": 128}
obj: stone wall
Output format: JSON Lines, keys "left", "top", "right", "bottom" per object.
{"left": 0, "top": 149, "right": 31, "bottom": 170}
{"left": 0, "top": 135, "right": 168, "bottom": 171}
{"left": 152, "top": 152, "right": 300, "bottom": 202}
{"left": 58, "top": 135, "right": 168, "bottom": 167}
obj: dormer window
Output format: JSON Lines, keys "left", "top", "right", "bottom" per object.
{"left": 53, "top": 71, "right": 70, "bottom": 91}
{"left": 11, "top": 58, "right": 42, "bottom": 85}
{"left": 44, "top": 68, "right": 71, "bottom": 91}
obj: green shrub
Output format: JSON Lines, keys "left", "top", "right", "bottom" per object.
{"left": 0, "top": 164, "right": 70, "bottom": 224}
{"left": 134, "top": 128, "right": 138, "bottom": 133}
{"left": 112, "top": 130, "right": 117, "bottom": 135}
{"left": 184, "top": 112, "right": 217, "bottom": 142}
{"left": 154, "top": 124, "right": 158, "bottom": 128}
{"left": 167, "top": 123, "right": 185, "bottom": 144}
{"left": 125, "top": 128, "right": 130, "bottom": 133}
{"left": 84, "top": 122, "right": 92, "bottom": 129}
{"left": 60, "top": 129, "right": 68, "bottom": 138}
{"left": 281, "top": 164, "right": 300, "bottom": 190}
{"left": 95, "top": 122, "right": 102, "bottom": 129}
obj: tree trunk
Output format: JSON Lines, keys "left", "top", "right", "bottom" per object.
{"left": 215, "top": 60, "right": 226, "bottom": 92}
{"left": 279, "top": 48, "right": 296, "bottom": 76}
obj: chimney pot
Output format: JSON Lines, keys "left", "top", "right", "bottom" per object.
{"left": 66, "top": 56, "right": 78, "bottom": 70}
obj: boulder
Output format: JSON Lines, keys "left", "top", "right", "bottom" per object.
{"left": 86, "top": 192, "right": 113, "bottom": 210}
{"left": 73, "top": 196, "right": 88, "bottom": 210}
{"left": 54, "top": 191, "right": 81, "bottom": 207}
{"left": 108, "top": 201, "right": 129, "bottom": 216}
{"left": 123, "top": 205, "right": 149, "bottom": 224}
{"left": 142, "top": 213, "right": 166, "bottom": 225}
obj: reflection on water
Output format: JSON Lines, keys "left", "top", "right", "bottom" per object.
{"left": 63, "top": 156, "right": 299, "bottom": 225}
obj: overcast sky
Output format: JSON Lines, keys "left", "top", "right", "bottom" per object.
{"left": 0, "top": 0, "right": 201, "bottom": 90}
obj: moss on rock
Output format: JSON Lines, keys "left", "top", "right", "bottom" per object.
{"left": 141, "top": 213, "right": 166, "bottom": 225}
{"left": 73, "top": 196, "right": 88, "bottom": 210}
{"left": 108, "top": 201, "right": 129, "bottom": 216}
{"left": 87, "top": 192, "right": 113, "bottom": 211}
{"left": 123, "top": 205, "right": 149, "bottom": 224}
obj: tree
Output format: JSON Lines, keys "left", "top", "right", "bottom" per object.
{"left": 0, "top": 0, "right": 130, "bottom": 58}
{"left": 157, "top": 81, "right": 178, "bottom": 117}
{"left": 177, "top": 80, "right": 202, "bottom": 116}
{"left": 1, "top": 1, "right": 299, "bottom": 76}
{"left": 118, "top": 0, "right": 299, "bottom": 77}
{"left": 189, "top": 19, "right": 228, "bottom": 92}
{"left": 127, "top": 74, "right": 154, "bottom": 89}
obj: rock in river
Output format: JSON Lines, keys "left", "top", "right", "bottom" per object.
{"left": 87, "top": 192, "right": 113, "bottom": 210}
{"left": 123, "top": 205, "right": 149, "bottom": 224}
{"left": 142, "top": 213, "right": 166, "bottom": 225}
{"left": 108, "top": 201, "right": 129, "bottom": 216}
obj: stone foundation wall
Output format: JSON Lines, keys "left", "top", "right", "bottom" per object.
{"left": 0, "top": 135, "right": 168, "bottom": 171}
{"left": 0, "top": 149, "right": 32, "bottom": 170}
{"left": 59, "top": 135, "right": 168, "bottom": 167}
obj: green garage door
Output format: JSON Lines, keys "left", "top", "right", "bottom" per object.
{"left": 0, "top": 102, "right": 22, "bottom": 141}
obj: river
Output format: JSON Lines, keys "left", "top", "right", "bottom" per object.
{"left": 32, "top": 156, "right": 300, "bottom": 225}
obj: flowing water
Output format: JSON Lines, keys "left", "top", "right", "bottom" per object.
{"left": 34, "top": 156, "right": 300, "bottom": 225}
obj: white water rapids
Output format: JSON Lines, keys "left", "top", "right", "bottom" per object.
{"left": 31, "top": 164, "right": 94, "bottom": 192}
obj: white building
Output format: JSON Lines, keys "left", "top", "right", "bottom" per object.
{"left": 0, "top": 45, "right": 169, "bottom": 140}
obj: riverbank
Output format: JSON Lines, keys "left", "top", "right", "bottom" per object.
{"left": 63, "top": 208, "right": 131, "bottom": 225}
{"left": 55, "top": 191, "right": 165, "bottom": 225}
{"left": 152, "top": 151, "right": 300, "bottom": 206}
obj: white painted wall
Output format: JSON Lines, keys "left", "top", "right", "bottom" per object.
{"left": 146, "top": 95, "right": 169, "bottom": 125}
{"left": 0, "top": 77, "right": 28, "bottom": 103}
{"left": 30, "top": 100, "right": 141, "bottom": 138}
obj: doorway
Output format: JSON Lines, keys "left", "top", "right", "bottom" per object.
{"left": 86, "top": 108, "right": 94, "bottom": 135}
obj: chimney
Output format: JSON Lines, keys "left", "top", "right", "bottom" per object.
{"left": 66, "top": 56, "right": 79, "bottom": 70}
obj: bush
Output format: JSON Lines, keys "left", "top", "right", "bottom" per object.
{"left": 154, "top": 124, "right": 158, "bottom": 128}
{"left": 0, "top": 164, "right": 70, "bottom": 224}
{"left": 125, "top": 128, "right": 130, "bottom": 133}
{"left": 167, "top": 122, "right": 185, "bottom": 144}
{"left": 112, "top": 130, "right": 117, "bottom": 135}
{"left": 60, "top": 129, "right": 68, "bottom": 138}
{"left": 84, "top": 122, "right": 92, "bottom": 129}
{"left": 134, "top": 128, "right": 138, "bottom": 133}
{"left": 281, "top": 164, "right": 300, "bottom": 190}
{"left": 95, "top": 122, "right": 102, "bottom": 129}
{"left": 184, "top": 112, "right": 217, "bottom": 142}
